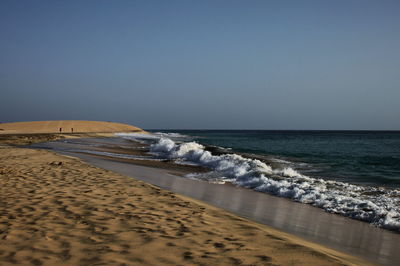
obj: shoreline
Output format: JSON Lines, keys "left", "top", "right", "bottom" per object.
{"left": 48, "top": 137, "right": 400, "bottom": 265}
{"left": 124, "top": 131, "right": 400, "bottom": 232}
{"left": 0, "top": 134, "right": 368, "bottom": 265}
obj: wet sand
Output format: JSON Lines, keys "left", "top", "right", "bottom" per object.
{"left": 0, "top": 136, "right": 366, "bottom": 265}
{"left": 36, "top": 137, "right": 400, "bottom": 265}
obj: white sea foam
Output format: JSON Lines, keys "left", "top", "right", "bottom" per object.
{"left": 115, "top": 132, "right": 160, "bottom": 140}
{"left": 115, "top": 132, "right": 189, "bottom": 141}
{"left": 153, "top": 132, "right": 189, "bottom": 138}
{"left": 118, "top": 132, "right": 400, "bottom": 232}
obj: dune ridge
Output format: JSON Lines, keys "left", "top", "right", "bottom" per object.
{"left": 0, "top": 120, "right": 144, "bottom": 134}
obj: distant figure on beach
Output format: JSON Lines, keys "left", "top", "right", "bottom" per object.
{"left": 59, "top": 127, "right": 62, "bottom": 133}
{"left": 71, "top": 128, "right": 73, "bottom": 133}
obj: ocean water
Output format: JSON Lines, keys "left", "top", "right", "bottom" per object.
{"left": 157, "top": 130, "right": 400, "bottom": 187}
{"left": 116, "top": 130, "right": 400, "bottom": 232}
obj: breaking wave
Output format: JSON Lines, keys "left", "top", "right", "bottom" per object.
{"left": 153, "top": 132, "right": 189, "bottom": 138}
{"left": 115, "top": 132, "right": 160, "bottom": 140}
{"left": 117, "top": 132, "right": 400, "bottom": 232}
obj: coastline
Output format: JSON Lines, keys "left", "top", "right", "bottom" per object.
{"left": 42, "top": 136, "right": 400, "bottom": 265}
{"left": 0, "top": 134, "right": 367, "bottom": 265}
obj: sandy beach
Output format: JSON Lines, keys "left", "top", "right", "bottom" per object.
{"left": 0, "top": 120, "right": 143, "bottom": 135}
{"left": 0, "top": 121, "right": 367, "bottom": 265}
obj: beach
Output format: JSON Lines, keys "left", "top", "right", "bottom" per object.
{"left": 0, "top": 120, "right": 143, "bottom": 135}
{"left": 36, "top": 136, "right": 400, "bottom": 265}
{"left": 0, "top": 121, "right": 368, "bottom": 265}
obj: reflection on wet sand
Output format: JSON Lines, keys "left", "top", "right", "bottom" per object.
{"left": 34, "top": 138, "right": 400, "bottom": 265}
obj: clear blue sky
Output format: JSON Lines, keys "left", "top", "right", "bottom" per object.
{"left": 1, "top": 0, "right": 399, "bottom": 129}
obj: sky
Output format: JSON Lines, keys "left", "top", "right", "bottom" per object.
{"left": 1, "top": 0, "right": 399, "bottom": 130}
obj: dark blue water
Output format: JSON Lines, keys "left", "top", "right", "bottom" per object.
{"left": 150, "top": 130, "right": 400, "bottom": 188}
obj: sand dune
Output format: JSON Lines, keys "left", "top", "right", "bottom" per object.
{"left": 0, "top": 120, "right": 144, "bottom": 134}
{"left": 0, "top": 143, "right": 367, "bottom": 265}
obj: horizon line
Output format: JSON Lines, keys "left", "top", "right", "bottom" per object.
{"left": 145, "top": 128, "right": 400, "bottom": 132}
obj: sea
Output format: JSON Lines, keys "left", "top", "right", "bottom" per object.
{"left": 116, "top": 130, "right": 400, "bottom": 232}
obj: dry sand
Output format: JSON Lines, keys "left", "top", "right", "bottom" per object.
{"left": 0, "top": 120, "right": 144, "bottom": 134}
{"left": 0, "top": 145, "right": 368, "bottom": 265}
{"left": 0, "top": 121, "right": 368, "bottom": 265}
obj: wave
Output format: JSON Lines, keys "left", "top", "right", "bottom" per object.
{"left": 153, "top": 132, "right": 190, "bottom": 138}
{"left": 115, "top": 132, "right": 161, "bottom": 140}
{"left": 118, "top": 132, "right": 400, "bottom": 232}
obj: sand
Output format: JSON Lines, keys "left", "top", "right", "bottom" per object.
{"left": 0, "top": 142, "right": 369, "bottom": 265}
{"left": 0, "top": 120, "right": 144, "bottom": 134}
{"left": 0, "top": 121, "right": 368, "bottom": 265}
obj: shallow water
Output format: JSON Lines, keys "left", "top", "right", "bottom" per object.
{"left": 117, "top": 132, "right": 400, "bottom": 232}
{"left": 32, "top": 137, "right": 400, "bottom": 265}
{"left": 151, "top": 130, "right": 400, "bottom": 187}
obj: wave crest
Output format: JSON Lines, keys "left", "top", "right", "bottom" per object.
{"left": 121, "top": 133, "right": 400, "bottom": 232}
